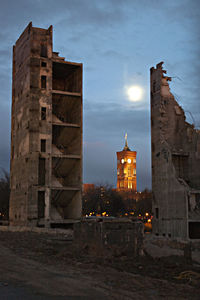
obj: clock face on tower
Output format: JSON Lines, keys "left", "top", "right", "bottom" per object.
{"left": 116, "top": 135, "right": 137, "bottom": 191}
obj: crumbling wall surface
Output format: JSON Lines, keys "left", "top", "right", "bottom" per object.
{"left": 10, "top": 23, "right": 53, "bottom": 226}
{"left": 144, "top": 235, "right": 200, "bottom": 264}
{"left": 74, "top": 218, "right": 144, "bottom": 257}
{"left": 10, "top": 23, "right": 82, "bottom": 227}
{"left": 151, "top": 62, "right": 200, "bottom": 239}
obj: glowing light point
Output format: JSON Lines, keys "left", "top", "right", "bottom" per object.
{"left": 127, "top": 86, "right": 143, "bottom": 102}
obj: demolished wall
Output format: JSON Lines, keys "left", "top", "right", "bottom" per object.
{"left": 150, "top": 62, "right": 200, "bottom": 239}
{"left": 74, "top": 218, "right": 144, "bottom": 257}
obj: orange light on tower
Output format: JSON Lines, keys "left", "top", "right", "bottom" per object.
{"left": 116, "top": 133, "right": 137, "bottom": 191}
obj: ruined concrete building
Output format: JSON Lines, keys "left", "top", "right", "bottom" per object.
{"left": 151, "top": 62, "right": 200, "bottom": 239}
{"left": 10, "top": 23, "right": 82, "bottom": 227}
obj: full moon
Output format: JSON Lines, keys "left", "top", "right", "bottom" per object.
{"left": 126, "top": 86, "right": 143, "bottom": 102}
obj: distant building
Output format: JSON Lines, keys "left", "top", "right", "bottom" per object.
{"left": 83, "top": 184, "right": 95, "bottom": 194}
{"left": 116, "top": 134, "right": 137, "bottom": 191}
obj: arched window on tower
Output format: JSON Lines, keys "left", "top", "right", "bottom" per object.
{"left": 128, "top": 182, "right": 132, "bottom": 189}
{"left": 128, "top": 167, "right": 131, "bottom": 176}
{"left": 120, "top": 182, "right": 124, "bottom": 188}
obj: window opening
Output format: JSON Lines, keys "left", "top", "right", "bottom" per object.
{"left": 41, "top": 139, "right": 46, "bottom": 152}
{"left": 41, "top": 61, "right": 47, "bottom": 67}
{"left": 38, "top": 191, "right": 45, "bottom": 218}
{"left": 40, "top": 44, "right": 47, "bottom": 58}
{"left": 41, "top": 107, "right": 46, "bottom": 120}
{"left": 41, "top": 76, "right": 46, "bottom": 89}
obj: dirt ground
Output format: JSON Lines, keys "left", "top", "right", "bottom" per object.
{"left": 0, "top": 230, "right": 199, "bottom": 299}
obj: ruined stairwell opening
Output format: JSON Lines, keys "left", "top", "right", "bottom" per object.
{"left": 52, "top": 62, "right": 82, "bottom": 93}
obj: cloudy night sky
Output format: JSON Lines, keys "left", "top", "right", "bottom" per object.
{"left": 0, "top": 0, "right": 199, "bottom": 190}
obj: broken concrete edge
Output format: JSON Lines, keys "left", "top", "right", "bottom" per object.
{"left": 80, "top": 216, "right": 137, "bottom": 222}
{"left": 73, "top": 217, "right": 144, "bottom": 257}
{"left": 0, "top": 225, "right": 73, "bottom": 236}
{"left": 144, "top": 235, "right": 200, "bottom": 264}
{"left": 145, "top": 234, "right": 200, "bottom": 248}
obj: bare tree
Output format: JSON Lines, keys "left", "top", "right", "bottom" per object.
{"left": 135, "top": 189, "right": 152, "bottom": 216}
{"left": 0, "top": 170, "right": 10, "bottom": 220}
{"left": 83, "top": 184, "right": 125, "bottom": 217}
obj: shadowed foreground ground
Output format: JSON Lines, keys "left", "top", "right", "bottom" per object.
{"left": 0, "top": 231, "right": 199, "bottom": 299}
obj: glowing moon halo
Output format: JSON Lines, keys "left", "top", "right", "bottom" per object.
{"left": 126, "top": 85, "right": 143, "bottom": 102}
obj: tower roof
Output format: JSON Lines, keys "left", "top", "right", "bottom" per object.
{"left": 123, "top": 133, "right": 131, "bottom": 151}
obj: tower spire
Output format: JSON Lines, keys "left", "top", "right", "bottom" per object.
{"left": 125, "top": 133, "right": 128, "bottom": 148}
{"left": 123, "top": 133, "right": 131, "bottom": 151}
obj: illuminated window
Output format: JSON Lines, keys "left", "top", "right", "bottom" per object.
{"left": 128, "top": 167, "right": 131, "bottom": 176}
{"left": 133, "top": 168, "right": 136, "bottom": 175}
{"left": 133, "top": 159, "right": 136, "bottom": 163}
{"left": 120, "top": 182, "right": 124, "bottom": 188}
{"left": 121, "top": 159, "right": 124, "bottom": 164}
{"left": 128, "top": 182, "right": 132, "bottom": 189}
{"left": 128, "top": 158, "right": 131, "bottom": 163}
{"left": 117, "top": 169, "right": 120, "bottom": 175}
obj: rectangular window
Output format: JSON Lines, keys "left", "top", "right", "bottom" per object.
{"left": 133, "top": 168, "right": 136, "bottom": 175}
{"left": 41, "top": 76, "right": 46, "bottom": 89}
{"left": 41, "top": 61, "right": 47, "bottom": 67}
{"left": 38, "top": 191, "right": 45, "bottom": 218}
{"left": 189, "top": 222, "right": 200, "bottom": 239}
{"left": 41, "top": 139, "right": 46, "bottom": 152}
{"left": 128, "top": 167, "right": 131, "bottom": 176}
{"left": 155, "top": 208, "right": 159, "bottom": 219}
{"left": 41, "top": 107, "right": 46, "bottom": 120}
{"left": 120, "top": 182, "right": 124, "bottom": 188}
{"left": 128, "top": 182, "right": 132, "bottom": 189}
{"left": 41, "top": 44, "right": 47, "bottom": 58}
{"left": 38, "top": 158, "right": 45, "bottom": 185}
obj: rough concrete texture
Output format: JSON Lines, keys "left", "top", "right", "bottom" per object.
{"left": 144, "top": 234, "right": 200, "bottom": 264}
{"left": 10, "top": 22, "right": 82, "bottom": 227}
{"left": 74, "top": 218, "right": 144, "bottom": 256}
{"left": 150, "top": 62, "right": 200, "bottom": 240}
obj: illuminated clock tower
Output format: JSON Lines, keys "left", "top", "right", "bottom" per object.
{"left": 116, "top": 134, "right": 137, "bottom": 191}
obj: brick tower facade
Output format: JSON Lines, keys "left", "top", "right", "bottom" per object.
{"left": 116, "top": 134, "right": 137, "bottom": 191}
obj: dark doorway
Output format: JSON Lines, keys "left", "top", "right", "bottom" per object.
{"left": 189, "top": 222, "right": 200, "bottom": 239}
{"left": 38, "top": 191, "right": 45, "bottom": 218}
